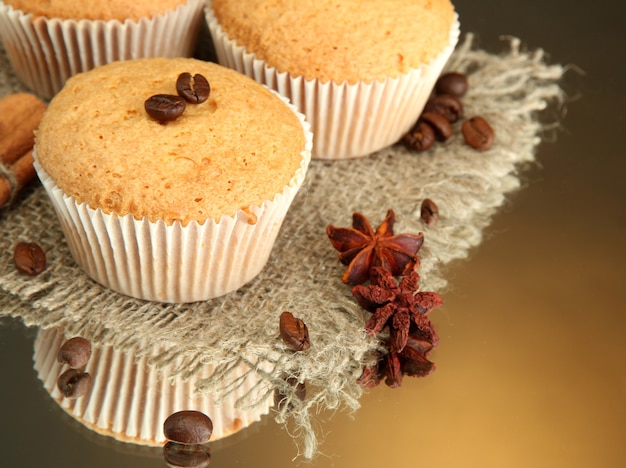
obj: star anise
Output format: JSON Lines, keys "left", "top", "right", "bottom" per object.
{"left": 358, "top": 335, "right": 437, "bottom": 389}
{"left": 326, "top": 209, "right": 424, "bottom": 285}
{"left": 352, "top": 267, "right": 442, "bottom": 354}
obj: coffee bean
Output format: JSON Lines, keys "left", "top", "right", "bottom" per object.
{"left": 57, "top": 369, "right": 92, "bottom": 399}
{"left": 163, "top": 411, "right": 213, "bottom": 445}
{"left": 176, "top": 73, "right": 210, "bottom": 104}
{"left": 420, "top": 112, "right": 453, "bottom": 142}
{"left": 57, "top": 337, "right": 92, "bottom": 369}
{"left": 435, "top": 72, "right": 469, "bottom": 97}
{"left": 424, "top": 94, "right": 463, "bottom": 123}
{"left": 420, "top": 198, "right": 439, "bottom": 227}
{"left": 403, "top": 121, "right": 435, "bottom": 152}
{"left": 13, "top": 241, "right": 46, "bottom": 276}
{"left": 145, "top": 94, "right": 186, "bottom": 122}
{"left": 274, "top": 376, "right": 306, "bottom": 413}
{"left": 462, "top": 116, "right": 495, "bottom": 151}
{"left": 163, "top": 441, "right": 211, "bottom": 468}
{"left": 279, "top": 311, "right": 310, "bottom": 351}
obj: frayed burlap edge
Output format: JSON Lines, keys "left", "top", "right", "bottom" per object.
{"left": 0, "top": 34, "right": 565, "bottom": 459}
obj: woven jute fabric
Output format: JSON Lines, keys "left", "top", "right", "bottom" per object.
{"left": 0, "top": 35, "right": 564, "bottom": 458}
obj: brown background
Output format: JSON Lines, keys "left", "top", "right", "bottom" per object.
{"left": 1, "top": 0, "right": 625, "bottom": 466}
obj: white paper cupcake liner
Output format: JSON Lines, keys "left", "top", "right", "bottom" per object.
{"left": 33, "top": 328, "right": 273, "bottom": 445}
{"left": 205, "top": 3, "right": 460, "bottom": 159}
{"left": 33, "top": 97, "right": 312, "bottom": 303}
{"left": 0, "top": 0, "right": 205, "bottom": 99}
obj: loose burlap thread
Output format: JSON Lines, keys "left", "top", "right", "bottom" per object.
{"left": 0, "top": 35, "right": 565, "bottom": 459}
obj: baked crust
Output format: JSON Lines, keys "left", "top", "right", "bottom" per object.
{"left": 2, "top": 0, "right": 189, "bottom": 21}
{"left": 35, "top": 58, "right": 306, "bottom": 225}
{"left": 211, "top": 0, "right": 456, "bottom": 84}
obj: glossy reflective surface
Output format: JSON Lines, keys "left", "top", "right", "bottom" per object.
{"left": 1, "top": 0, "right": 625, "bottom": 466}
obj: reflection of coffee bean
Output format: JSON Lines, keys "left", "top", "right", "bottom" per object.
{"left": 57, "top": 368, "right": 92, "bottom": 399}
{"left": 163, "top": 411, "right": 214, "bottom": 445}
{"left": 176, "top": 73, "right": 210, "bottom": 104}
{"left": 420, "top": 112, "right": 453, "bottom": 142}
{"left": 403, "top": 121, "right": 435, "bottom": 152}
{"left": 13, "top": 241, "right": 46, "bottom": 276}
{"left": 279, "top": 311, "right": 311, "bottom": 351}
{"left": 57, "top": 337, "right": 92, "bottom": 369}
{"left": 424, "top": 94, "right": 463, "bottom": 123}
{"left": 420, "top": 198, "right": 439, "bottom": 227}
{"left": 145, "top": 94, "right": 186, "bottom": 122}
{"left": 163, "top": 441, "right": 211, "bottom": 468}
{"left": 435, "top": 72, "right": 469, "bottom": 97}
{"left": 462, "top": 116, "right": 495, "bottom": 151}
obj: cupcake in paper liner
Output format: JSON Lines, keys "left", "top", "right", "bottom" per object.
{"left": 205, "top": 0, "right": 460, "bottom": 160}
{"left": 34, "top": 57, "right": 312, "bottom": 303}
{"left": 0, "top": 0, "right": 205, "bottom": 99}
{"left": 33, "top": 327, "right": 273, "bottom": 445}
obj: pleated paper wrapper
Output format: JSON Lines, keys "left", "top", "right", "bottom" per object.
{"left": 33, "top": 328, "right": 273, "bottom": 445}
{"left": 0, "top": 0, "right": 205, "bottom": 99}
{"left": 206, "top": 3, "right": 460, "bottom": 160}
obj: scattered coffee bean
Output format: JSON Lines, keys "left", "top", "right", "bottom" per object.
{"left": 163, "top": 411, "right": 213, "bottom": 445}
{"left": 57, "top": 368, "right": 92, "bottom": 399}
{"left": 420, "top": 112, "right": 453, "bottom": 142}
{"left": 405, "top": 71, "right": 495, "bottom": 155}
{"left": 13, "top": 241, "right": 46, "bottom": 276}
{"left": 279, "top": 311, "right": 311, "bottom": 351}
{"left": 424, "top": 94, "right": 463, "bottom": 123}
{"left": 462, "top": 116, "right": 495, "bottom": 151}
{"left": 57, "top": 337, "right": 92, "bottom": 369}
{"left": 435, "top": 72, "right": 469, "bottom": 97}
{"left": 163, "top": 441, "right": 211, "bottom": 468}
{"left": 420, "top": 198, "right": 439, "bottom": 227}
{"left": 176, "top": 73, "right": 210, "bottom": 104}
{"left": 403, "top": 121, "right": 435, "bottom": 152}
{"left": 145, "top": 94, "right": 186, "bottom": 122}
{"left": 274, "top": 376, "right": 306, "bottom": 413}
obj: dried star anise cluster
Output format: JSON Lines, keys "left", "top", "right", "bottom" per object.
{"left": 327, "top": 210, "right": 442, "bottom": 388}
{"left": 354, "top": 267, "right": 442, "bottom": 388}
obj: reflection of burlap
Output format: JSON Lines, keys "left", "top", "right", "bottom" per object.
{"left": 0, "top": 35, "right": 564, "bottom": 458}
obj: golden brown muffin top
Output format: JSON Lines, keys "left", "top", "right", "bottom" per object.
{"left": 2, "top": 0, "right": 189, "bottom": 21}
{"left": 35, "top": 58, "right": 307, "bottom": 226}
{"left": 210, "top": 0, "right": 456, "bottom": 84}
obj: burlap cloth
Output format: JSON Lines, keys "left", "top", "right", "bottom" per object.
{"left": 0, "top": 35, "right": 565, "bottom": 458}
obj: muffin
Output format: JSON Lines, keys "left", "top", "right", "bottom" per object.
{"left": 206, "top": 0, "right": 460, "bottom": 159}
{"left": 0, "top": 0, "right": 205, "bottom": 99}
{"left": 34, "top": 57, "right": 312, "bottom": 303}
{"left": 33, "top": 327, "right": 273, "bottom": 445}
